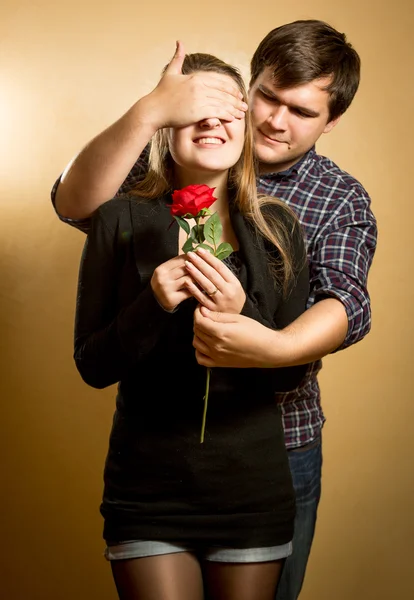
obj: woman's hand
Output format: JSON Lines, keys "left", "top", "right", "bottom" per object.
{"left": 150, "top": 255, "right": 193, "bottom": 312}
{"left": 184, "top": 247, "right": 246, "bottom": 314}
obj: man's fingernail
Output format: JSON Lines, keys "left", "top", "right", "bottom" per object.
{"left": 196, "top": 247, "right": 206, "bottom": 254}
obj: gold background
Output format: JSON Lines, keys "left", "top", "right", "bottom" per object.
{"left": 1, "top": 0, "right": 413, "bottom": 598}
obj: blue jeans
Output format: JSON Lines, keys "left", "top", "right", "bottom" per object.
{"left": 275, "top": 435, "right": 323, "bottom": 600}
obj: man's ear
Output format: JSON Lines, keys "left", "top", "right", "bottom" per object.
{"left": 323, "top": 115, "right": 341, "bottom": 134}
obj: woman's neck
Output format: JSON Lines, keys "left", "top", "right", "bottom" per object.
{"left": 173, "top": 167, "right": 239, "bottom": 252}
{"left": 172, "top": 168, "right": 229, "bottom": 213}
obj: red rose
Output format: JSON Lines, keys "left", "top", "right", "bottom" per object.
{"left": 167, "top": 183, "right": 233, "bottom": 443}
{"left": 170, "top": 184, "right": 216, "bottom": 217}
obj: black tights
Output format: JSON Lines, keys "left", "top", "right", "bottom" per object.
{"left": 111, "top": 552, "right": 284, "bottom": 600}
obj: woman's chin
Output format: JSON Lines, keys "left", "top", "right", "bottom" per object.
{"left": 192, "top": 158, "right": 236, "bottom": 173}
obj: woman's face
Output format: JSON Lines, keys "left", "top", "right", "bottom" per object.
{"left": 167, "top": 75, "right": 246, "bottom": 176}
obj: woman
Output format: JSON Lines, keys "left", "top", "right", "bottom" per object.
{"left": 74, "top": 53, "right": 309, "bottom": 600}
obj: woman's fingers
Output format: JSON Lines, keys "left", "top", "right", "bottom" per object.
{"left": 184, "top": 259, "right": 221, "bottom": 295}
{"left": 185, "top": 250, "right": 245, "bottom": 314}
{"left": 174, "top": 288, "right": 193, "bottom": 305}
{"left": 151, "top": 256, "right": 194, "bottom": 311}
{"left": 184, "top": 248, "right": 236, "bottom": 290}
{"left": 184, "top": 278, "right": 218, "bottom": 308}
{"left": 191, "top": 248, "right": 236, "bottom": 283}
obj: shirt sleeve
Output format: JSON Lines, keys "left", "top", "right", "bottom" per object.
{"left": 50, "top": 144, "right": 151, "bottom": 234}
{"left": 74, "top": 202, "right": 174, "bottom": 389}
{"left": 308, "top": 186, "right": 377, "bottom": 350}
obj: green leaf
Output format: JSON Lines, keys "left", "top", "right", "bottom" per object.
{"left": 199, "top": 208, "right": 212, "bottom": 217}
{"left": 215, "top": 242, "right": 234, "bottom": 261}
{"left": 204, "top": 213, "right": 222, "bottom": 246}
{"left": 174, "top": 216, "right": 190, "bottom": 235}
{"left": 190, "top": 224, "right": 205, "bottom": 243}
{"left": 195, "top": 243, "right": 214, "bottom": 254}
{"left": 182, "top": 237, "right": 194, "bottom": 254}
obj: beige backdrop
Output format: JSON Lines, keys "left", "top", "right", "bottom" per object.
{"left": 1, "top": 0, "right": 413, "bottom": 598}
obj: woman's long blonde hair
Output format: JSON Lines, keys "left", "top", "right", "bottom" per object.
{"left": 131, "top": 53, "right": 305, "bottom": 294}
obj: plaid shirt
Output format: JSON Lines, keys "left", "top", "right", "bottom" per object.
{"left": 52, "top": 145, "right": 377, "bottom": 449}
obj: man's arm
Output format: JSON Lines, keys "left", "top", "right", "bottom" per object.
{"left": 273, "top": 298, "right": 348, "bottom": 365}
{"left": 193, "top": 294, "right": 347, "bottom": 369}
{"left": 192, "top": 186, "right": 377, "bottom": 369}
{"left": 55, "top": 109, "right": 156, "bottom": 220}
{"left": 308, "top": 186, "right": 377, "bottom": 350}
{"left": 54, "top": 41, "right": 247, "bottom": 221}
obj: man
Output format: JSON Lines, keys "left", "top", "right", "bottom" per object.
{"left": 52, "top": 20, "right": 377, "bottom": 599}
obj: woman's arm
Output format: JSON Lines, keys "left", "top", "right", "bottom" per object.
{"left": 74, "top": 203, "right": 179, "bottom": 389}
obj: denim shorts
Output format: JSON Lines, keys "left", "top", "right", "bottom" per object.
{"left": 105, "top": 540, "right": 292, "bottom": 563}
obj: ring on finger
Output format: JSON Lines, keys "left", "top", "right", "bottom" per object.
{"left": 204, "top": 287, "right": 218, "bottom": 297}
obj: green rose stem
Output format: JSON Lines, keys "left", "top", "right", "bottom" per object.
{"left": 196, "top": 213, "right": 209, "bottom": 444}
{"left": 196, "top": 216, "right": 201, "bottom": 244}
{"left": 200, "top": 367, "right": 211, "bottom": 443}
{"left": 170, "top": 186, "right": 233, "bottom": 444}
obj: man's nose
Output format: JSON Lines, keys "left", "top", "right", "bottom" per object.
{"left": 267, "top": 105, "right": 288, "bottom": 130}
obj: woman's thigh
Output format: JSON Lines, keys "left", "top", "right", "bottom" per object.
{"left": 111, "top": 552, "right": 204, "bottom": 600}
{"left": 203, "top": 559, "right": 284, "bottom": 600}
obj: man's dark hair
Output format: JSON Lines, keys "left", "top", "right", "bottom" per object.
{"left": 250, "top": 20, "right": 361, "bottom": 121}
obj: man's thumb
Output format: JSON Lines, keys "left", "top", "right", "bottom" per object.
{"left": 164, "top": 40, "right": 185, "bottom": 75}
{"left": 200, "top": 306, "right": 237, "bottom": 324}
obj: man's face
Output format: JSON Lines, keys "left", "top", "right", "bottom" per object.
{"left": 249, "top": 67, "right": 340, "bottom": 174}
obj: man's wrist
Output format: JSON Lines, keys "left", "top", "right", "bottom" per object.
{"left": 266, "top": 299, "right": 349, "bottom": 368}
{"left": 265, "top": 328, "right": 295, "bottom": 368}
{"left": 133, "top": 94, "right": 166, "bottom": 135}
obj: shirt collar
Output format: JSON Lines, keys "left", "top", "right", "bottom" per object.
{"left": 260, "top": 146, "right": 316, "bottom": 180}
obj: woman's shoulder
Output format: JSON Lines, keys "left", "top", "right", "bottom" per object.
{"left": 91, "top": 195, "right": 131, "bottom": 232}
{"left": 93, "top": 194, "right": 165, "bottom": 234}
